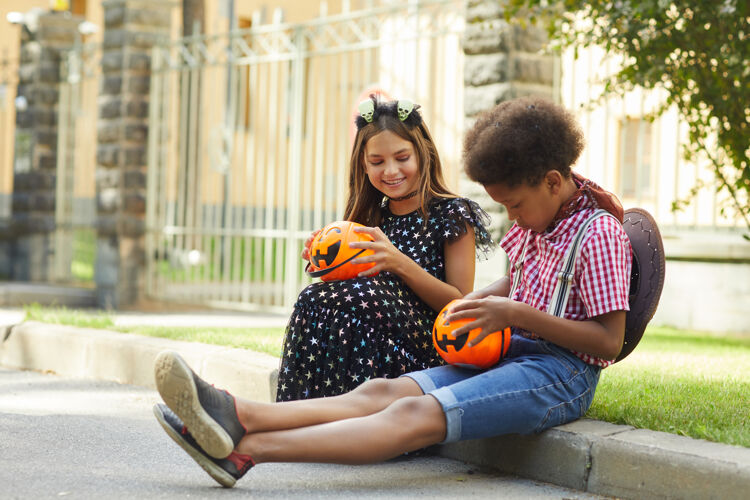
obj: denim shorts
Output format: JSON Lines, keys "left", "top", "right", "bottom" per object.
{"left": 403, "top": 335, "right": 601, "bottom": 443}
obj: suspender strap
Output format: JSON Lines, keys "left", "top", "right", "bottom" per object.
{"left": 547, "top": 209, "right": 614, "bottom": 317}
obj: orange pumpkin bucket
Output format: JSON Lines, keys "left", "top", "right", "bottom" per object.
{"left": 307, "top": 221, "right": 377, "bottom": 281}
{"left": 432, "top": 299, "right": 511, "bottom": 370}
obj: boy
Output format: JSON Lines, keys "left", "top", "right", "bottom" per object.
{"left": 152, "top": 96, "right": 632, "bottom": 487}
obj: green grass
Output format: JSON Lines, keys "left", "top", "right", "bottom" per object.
{"left": 113, "top": 325, "right": 284, "bottom": 357}
{"left": 72, "top": 229, "right": 96, "bottom": 283}
{"left": 588, "top": 326, "right": 750, "bottom": 448}
{"left": 23, "top": 303, "right": 285, "bottom": 358}
{"left": 23, "top": 303, "right": 115, "bottom": 330}
{"left": 22, "top": 305, "right": 749, "bottom": 447}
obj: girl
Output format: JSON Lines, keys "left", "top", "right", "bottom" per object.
{"left": 277, "top": 96, "right": 494, "bottom": 400}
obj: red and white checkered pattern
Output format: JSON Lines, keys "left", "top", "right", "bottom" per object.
{"left": 500, "top": 207, "right": 632, "bottom": 368}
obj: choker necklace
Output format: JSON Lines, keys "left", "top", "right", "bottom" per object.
{"left": 390, "top": 190, "right": 418, "bottom": 202}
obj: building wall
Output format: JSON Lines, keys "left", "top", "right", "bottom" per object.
{"left": 653, "top": 260, "right": 750, "bottom": 333}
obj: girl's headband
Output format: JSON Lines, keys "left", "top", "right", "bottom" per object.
{"left": 355, "top": 96, "right": 423, "bottom": 130}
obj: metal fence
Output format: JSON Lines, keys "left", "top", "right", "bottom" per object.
{"left": 145, "top": 0, "right": 467, "bottom": 312}
{"left": 53, "top": 41, "right": 100, "bottom": 283}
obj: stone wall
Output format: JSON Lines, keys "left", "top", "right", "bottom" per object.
{"left": 11, "top": 12, "right": 81, "bottom": 281}
{"left": 462, "top": 1, "right": 556, "bottom": 287}
{"left": 95, "top": 0, "right": 173, "bottom": 308}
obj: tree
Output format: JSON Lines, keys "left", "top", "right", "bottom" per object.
{"left": 507, "top": 0, "right": 750, "bottom": 236}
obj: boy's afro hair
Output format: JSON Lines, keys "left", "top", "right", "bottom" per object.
{"left": 463, "top": 96, "right": 585, "bottom": 187}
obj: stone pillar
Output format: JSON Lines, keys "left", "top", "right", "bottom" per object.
{"left": 11, "top": 12, "right": 82, "bottom": 281}
{"left": 95, "top": 0, "right": 172, "bottom": 308}
{"left": 462, "top": 1, "right": 556, "bottom": 287}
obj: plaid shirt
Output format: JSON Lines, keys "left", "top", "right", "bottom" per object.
{"left": 500, "top": 197, "right": 632, "bottom": 368}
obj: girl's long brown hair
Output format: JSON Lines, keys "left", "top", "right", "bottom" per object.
{"left": 344, "top": 103, "right": 456, "bottom": 226}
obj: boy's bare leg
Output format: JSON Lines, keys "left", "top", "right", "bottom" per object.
{"left": 237, "top": 377, "right": 424, "bottom": 434}
{"left": 237, "top": 393, "right": 447, "bottom": 464}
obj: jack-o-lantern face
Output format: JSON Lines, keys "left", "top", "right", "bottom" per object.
{"left": 310, "top": 226, "right": 344, "bottom": 269}
{"left": 432, "top": 300, "right": 511, "bottom": 370}
{"left": 307, "top": 221, "right": 377, "bottom": 282}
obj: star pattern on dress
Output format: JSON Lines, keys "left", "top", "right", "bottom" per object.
{"left": 277, "top": 198, "right": 494, "bottom": 401}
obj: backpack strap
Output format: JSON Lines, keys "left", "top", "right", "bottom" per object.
{"left": 508, "top": 209, "right": 617, "bottom": 318}
{"left": 547, "top": 209, "right": 615, "bottom": 318}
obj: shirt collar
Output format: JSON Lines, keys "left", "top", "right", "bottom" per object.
{"left": 544, "top": 191, "right": 595, "bottom": 235}
{"left": 545, "top": 172, "right": 623, "bottom": 234}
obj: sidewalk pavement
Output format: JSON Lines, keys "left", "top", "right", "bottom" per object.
{"left": 1, "top": 308, "right": 748, "bottom": 500}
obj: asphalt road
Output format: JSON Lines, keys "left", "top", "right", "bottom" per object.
{"left": 0, "top": 368, "right": 608, "bottom": 499}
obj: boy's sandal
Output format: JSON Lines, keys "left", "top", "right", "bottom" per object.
{"left": 617, "top": 208, "right": 666, "bottom": 362}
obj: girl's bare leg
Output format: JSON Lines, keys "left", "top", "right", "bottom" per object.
{"left": 237, "top": 393, "right": 447, "bottom": 464}
{"left": 236, "top": 377, "right": 424, "bottom": 434}
{"left": 154, "top": 350, "right": 429, "bottom": 462}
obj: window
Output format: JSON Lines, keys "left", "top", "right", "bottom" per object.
{"left": 618, "top": 117, "right": 653, "bottom": 199}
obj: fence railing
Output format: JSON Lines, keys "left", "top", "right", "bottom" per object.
{"left": 52, "top": 42, "right": 100, "bottom": 283}
{"left": 145, "top": 0, "right": 467, "bottom": 312}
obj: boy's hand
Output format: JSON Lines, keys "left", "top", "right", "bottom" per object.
{"left": 348, "top": 226, "right": 407, "bottom": 277}
{"left": 446, "top": 296, "right": 516, "bottom": 347}
{"left": 301, "top": 229, "right": 321, "bottom": 261}
{"left": 461, "top": 289, "right": 486, "bottom": 301}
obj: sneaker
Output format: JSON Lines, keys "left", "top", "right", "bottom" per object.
{"left": 153, "top": 350, "right": 247, "bottom": 458}
{"left": 153, "top": 404, "right": 254, "bottom": 488}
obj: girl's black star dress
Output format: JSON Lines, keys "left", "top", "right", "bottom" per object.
{"left": 276, "top": 197, "right": 495, "bottom": 401}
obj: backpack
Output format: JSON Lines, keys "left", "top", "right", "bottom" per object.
{"left": 617, "top": 208, "right": 666, "bottom": 361}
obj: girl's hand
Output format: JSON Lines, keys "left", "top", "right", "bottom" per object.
{"left": 301, "top": 229, "right": 321, "bottom": 261}
{"left": 348, "top": 226, "right": 409, "bottom": 277}
{"left": 445, "top": 296, "right": 517, "bottom": 347}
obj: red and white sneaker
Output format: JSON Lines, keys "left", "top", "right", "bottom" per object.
{"left": 153, "top": 403, "right": 254, "bottom": 488}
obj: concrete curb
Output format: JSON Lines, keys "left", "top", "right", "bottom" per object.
{"left": 0, "top": 321, "right": 279, "bottom": 402}
{"left": 436, "top": 420, "right": 750, "bottom": 500}
{"left": 0, "top": 283, "right": 96, "bottom": 308}
{"left": 2, "top": 321, "right": 749, "bottom": 499}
